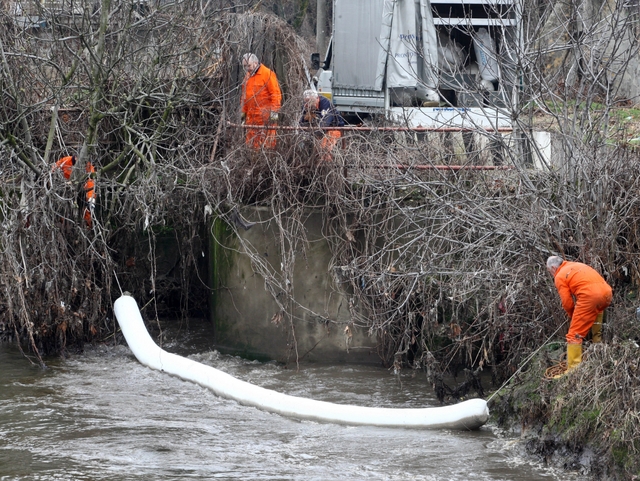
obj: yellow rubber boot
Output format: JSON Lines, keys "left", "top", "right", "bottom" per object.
{"left": 566, "top": 343, "right": 583, "bottom": 372}
{"left": 591, "top": 313, "right": 603, "bottom": 343}
{"left": 552, "top": 343, "right": 583, "bottom": 379}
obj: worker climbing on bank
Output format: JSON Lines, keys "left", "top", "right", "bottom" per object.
{"left": 52, "top": 154, "right": 97, "bottom": 228}
{"left": 83, "top": 161, "right": 96, "bottom": 228}
{"left": 240, "top": 53, "right": 282, "bottom": 149}
{"left": 52, "top": 155, "right": 76, "bottom": 179}
{"left": 299, "top": 89, "right": 344, "bottom": 161}
{"left": 546, "top": 256, "right": 612, "bottom": 377}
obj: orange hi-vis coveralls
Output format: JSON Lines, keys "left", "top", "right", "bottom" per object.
{"left": 83, "top": 162, "right": 96, "bottom": 228}
{"left": 241, "top": 63, "right": 282, "bottom": 149}
{"left": 553, "top": 261, "right": 612, "bottom": 344}
{"left": 53, "top": 155, "right": 75, "bottom": 179}
{"left": 52, "top": 156, "right": 96, "bottom": 228}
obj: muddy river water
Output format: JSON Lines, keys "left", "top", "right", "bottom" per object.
{"left": 1, "top": 319, "right": 573, "bottom": 481}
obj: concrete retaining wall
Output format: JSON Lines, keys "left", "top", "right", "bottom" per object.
{"left": 209, "top": 208, "right": 378, "bottom": 364}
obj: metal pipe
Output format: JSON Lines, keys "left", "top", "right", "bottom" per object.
{"left": 227, "top": 122, "right": 513, "bottom": 133}
{"left": 376, "top": 164, "right": 512, "bottom": 171}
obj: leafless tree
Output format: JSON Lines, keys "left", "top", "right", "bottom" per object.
{"left": 1, "top": 0, "right": 639, "bottom": 392}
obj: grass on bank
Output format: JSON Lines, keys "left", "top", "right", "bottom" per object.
{"left": 529, "top": 101, "right": 640, "bottom": 146}
{"left": 490, "top": 338, "right": 640, "bottom": 480}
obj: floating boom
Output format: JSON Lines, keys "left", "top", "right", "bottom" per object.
{"left": 114, "top": 295, "right": 489, "bottom": 430}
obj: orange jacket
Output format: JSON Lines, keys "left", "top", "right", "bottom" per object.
{"left": 241, "top": 64, "right": 281, "bottom": 125}
{"left": 554, "top": 261, "right": 611, "bottom": 317}
{"left": 52, "top": 156, "right": 75, "bottom": 179}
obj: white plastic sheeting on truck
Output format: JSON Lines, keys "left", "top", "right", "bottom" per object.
{"left": 473, "top": 28, "right": 500, "bottom": 83}
{"left": 114, "top": 294, "right": 489, "bottom": 430}
{"left": 375, "top": 0, "right": 439, "bottom": 93}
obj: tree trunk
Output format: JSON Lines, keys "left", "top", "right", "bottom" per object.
{"left": 316, "top": 0, "right": 327, "bottom": 55}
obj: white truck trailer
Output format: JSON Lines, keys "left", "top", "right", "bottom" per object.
{"left": 312, "top": 0, "right": 520, "bottom": 130}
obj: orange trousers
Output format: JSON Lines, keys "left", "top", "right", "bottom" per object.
{"left": 567, "top": 285, "right": 612, "bottom": 344}
{"left": 246, "top": 127, "right": 276, "bottom": 149}
{"left": 245, "top": 113, "right": 276, "bottom": 149}
{"left": 83, "top": 178, "right": 95, "bottom": 228}
{"left": 83, "top": 164, "right": 96, "bottom": 228}
{"left": 320, "top": 130, "right": 341, "bottom": 161}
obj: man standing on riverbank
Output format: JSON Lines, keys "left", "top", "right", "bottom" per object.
{"left": 546, "top": 256, "right": 612, "bottom": 375}
{"left": 240, "top": 53, "right": 282, "bottom": 149}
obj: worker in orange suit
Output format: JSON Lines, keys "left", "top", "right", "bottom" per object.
{"left": 52, "top": 155, "right": 96, "bottom": 228}
{"left": 299, "top": 89, "right": 345, "bottom": 161}
{"left": 52, "top": 155, "right": 76, "bottom": 179}
{"left": 240, "top": 53, "right": 282, "bottom": 149}
{"left": 83, "top": 162, "right": 96, "bottom": 228}
{"left": 546, "top": 256, "right": 612, "bottom": 376}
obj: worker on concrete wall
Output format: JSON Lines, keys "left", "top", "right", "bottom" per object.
{"left": 240, "top": 53, "right": 282, "bottom": 149}
{"left": 299, "top": 89, "right": 344, "bottom": 161}
{"left": 546, "top": 256, "right": 612, "bottom": 376}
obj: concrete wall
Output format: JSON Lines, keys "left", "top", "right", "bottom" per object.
{"left": 209, "top": 208, "right": 378, "bottom": 364}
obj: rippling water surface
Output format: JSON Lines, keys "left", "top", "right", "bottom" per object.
{"left": 0, "top": 320, "right": 571, "bottom": 481}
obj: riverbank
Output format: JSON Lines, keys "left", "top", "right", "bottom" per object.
{"left": 490, "top": 339, "right": 640, "bottom": 480}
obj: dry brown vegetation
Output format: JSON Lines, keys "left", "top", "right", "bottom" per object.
{"left": 2, "top": 1, "right": 640, "bottom": 476}
{"left": 0, "top": 0, "right": 638, "bottom": 393}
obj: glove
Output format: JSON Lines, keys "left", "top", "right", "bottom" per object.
{"left": 241, "top": 112, "right": 246, "bottom": 125}
{"left": 270, "top": 112, "right": 279, "bottom": 123}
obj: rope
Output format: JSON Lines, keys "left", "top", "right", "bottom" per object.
{"left": 486, "top": 322, "right": 566, "bottom": 403}
{"left": 113, "top": 269, "right": 123, "bottom": 296}
{"left": 543, "top": 361, "right": 567, "bottom": 379}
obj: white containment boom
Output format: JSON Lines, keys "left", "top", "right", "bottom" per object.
{"left": 114, "top": 295, "right": 489, "bottom": 430}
